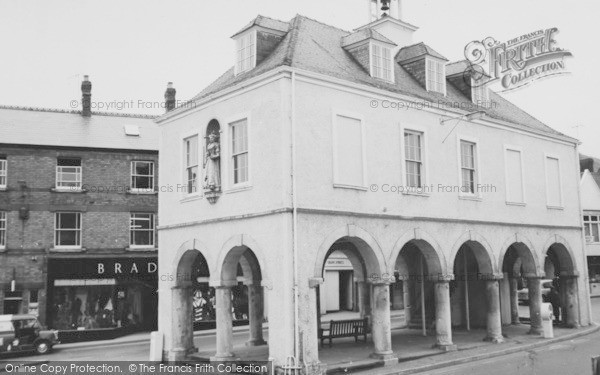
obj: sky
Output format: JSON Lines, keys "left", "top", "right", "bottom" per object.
{"left": 0, "top": 0, "right": 598, "bottom": 156}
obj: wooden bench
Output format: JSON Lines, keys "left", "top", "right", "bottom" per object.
{"left": 319, "top": 318, "right": 369, "bottom": 347}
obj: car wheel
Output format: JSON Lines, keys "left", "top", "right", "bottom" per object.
{"left": 35, "top": 340, "right": 51, "bottom": 355}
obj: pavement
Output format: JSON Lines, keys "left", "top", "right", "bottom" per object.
{"left": 54, "top": 323, "right": 255, "bottom": 350}
{"left": 2, "top": 299, "right": 599, "bottom": 375}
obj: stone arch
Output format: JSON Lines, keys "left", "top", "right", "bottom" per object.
{"left": 542, "top": 235, "right": 577, "bottom": 275}
{"left": 449, "top": 231, "right": 496, "bottom": 275}
{"left": 323, "top": 247, "right": 368, "bottom": 281}
{"left": 388, "top": 228, "right": 447, "bottom": 276}
{"left": 498, "top": 234, "right": 543, "bottom": 277}
{"left": 214, "top": 234, "right": 270, "bottom": 286}
{"left": 313, "top": 224, "right": 387, "bottom": 280}
{"left": 171, "top": 238, "right": 212, "bottom": 288}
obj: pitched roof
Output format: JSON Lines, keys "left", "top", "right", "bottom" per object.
{"left": 341, "top": 28, "right": 396, "bottom": 47}
{"left": 581, "top": 153, "right": 600, "bottom": 173}
{"left": 447, "top": 60, "right": 469, "bottom": 76}
{"left": 397, "top": 42, "right": 448, "bottom": 62}
{"left": 447, "top": 59, "right": 491, "bottom": 79}
{"left": 182, "top": 15, "right": 570, "bottom": 140}
{"left": 232, "top": 15, "right": 289, "bottom": 37}
{"left": 593, "top": 173, "right": 600, "bottom": 190}
{"left": 0, "top": 106, "right": 158, "bottom": 151}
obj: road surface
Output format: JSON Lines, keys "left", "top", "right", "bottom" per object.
{"left": 2, "top": 299, "right": 599, "bottom": 375}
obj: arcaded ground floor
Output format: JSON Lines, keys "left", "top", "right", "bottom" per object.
{"left": 157, "top": 211, "right": 591, "bottom": 374}
{"left": 185, "top": 322, "right": 585, "bottom": 373}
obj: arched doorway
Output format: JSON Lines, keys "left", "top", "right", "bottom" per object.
{"left": 545, "top": 242, "right": 579, "bottom": 327}
{"left": 500, "top": 242, "right": 540, "bottom": 333}
{"left": 451, "top": 241, "right": 503, "bottom": 343}
{"left": 212, "top": 245, "right": 266, "bottom": 360}
{"left": 317, "top": 237, "right": 394, "bottom": 362}
{"left": 171, "top": 249, "right": 210, "bottom": 359}
{"left": 393, "top": 239, "right": 454, "bottom": 350}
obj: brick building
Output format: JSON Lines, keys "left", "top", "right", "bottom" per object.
{"left": 0, "top": 76, "right": 161, "bottom": 334}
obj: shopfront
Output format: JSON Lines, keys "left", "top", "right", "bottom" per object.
{"left": 189, "top": 255, "right": 254, "bottom": 329}
{"left": 47, "top": 257, "right": 158, "bottom": 332}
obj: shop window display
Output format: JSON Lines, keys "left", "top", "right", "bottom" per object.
{"left": 191, "top": 284, "right": 249, "bottom": 323}
{"left": 51, "top": 285, "right": 116, "bottom": 330}
{"left": 50, "top": 284, "right": 148, "bottom": 330}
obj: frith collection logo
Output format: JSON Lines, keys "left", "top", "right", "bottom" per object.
{"left": 464, "top": 28, "right": 572, "bottom": 91}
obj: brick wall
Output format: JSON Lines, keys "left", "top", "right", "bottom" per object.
{"left": 0, "top": 144, "right": 158, "bottom": 325}
{"left": 0, "top": 145, "right": 158, "bottom": 251}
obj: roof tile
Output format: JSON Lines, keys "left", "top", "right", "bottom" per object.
{"left": 0, "top": 106, "right": 158, "bottom": 151}
{"left": 397, "top": 42, "right": 448, "bottom": 62}
{"left": 186, "top": 15, "right": 569, "bottom": 139}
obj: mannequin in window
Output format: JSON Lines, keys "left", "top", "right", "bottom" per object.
{"left": 204, "top": 131, "right": 221, "bottom": 191}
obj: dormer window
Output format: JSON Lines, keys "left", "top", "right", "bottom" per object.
{"left": 426, "top": 58, "right": 445, "bottom": 94}
{"left": 471, "top": 78, "right": 489, "bottom": 105}
{"left": 235, "top": 30, "right": 256, "bottom": 75}
{"left": 371, "top": 43, "right": 393, "bottom": 82}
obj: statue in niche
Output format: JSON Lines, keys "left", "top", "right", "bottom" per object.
{"left": 204, "top": 130, "right": 221, "bottom": 191}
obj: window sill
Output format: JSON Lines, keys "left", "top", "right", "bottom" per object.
{"left": 127, "top": 189, "right": 157, "bottom": 195}
{"left": 402, "top": 190, "right": 430, "bottom": 197}
{"left": 0, "top": 247, "right": 5, "bottom": 253}
{"left": 459, "top": 194, "right": 482, "bottom": 202}
{"left": 546, "top": 205, "right": 564, "bottom": 210}
{"left": 0, "top": 187, "right": 6, "bottom": 192}
{"left": 505, "top": 201, "right": 526, "bottom": 207}
{"left": 51, "top": 187, "right": 86, "bottom": 194}
{"left": 50, "top": 247, "right": 85, "bottom": 252}
{"left": 180, "top": 194, "right": 203, "bottom": 203}
{"left": 333, "top": 183, "right": 368, "bottom": 191}
{"left": 126, "top": 246, "right": 157, "bottom": 252}
{"left": 225, "top": 184, "right": 252, "bottom": 194}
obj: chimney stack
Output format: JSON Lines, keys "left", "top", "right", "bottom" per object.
{"left": 81, "top": 75, "right": 92, "bottom": 117}
{"left": 164, "top": 82, "right": 176, "bottom": 112}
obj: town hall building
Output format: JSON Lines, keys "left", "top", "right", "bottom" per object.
{"left": 156, "top": 1, "right": 590, "bottom": 373}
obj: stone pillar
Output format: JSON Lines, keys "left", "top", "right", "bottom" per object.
{"left": 302, "top": 278, "right": 323, "bottom": 375}
{"left": 509, "top": 277, "right": 520, "bottom": 325}
{"left": 403, "top": 279, "right": 411, "bottom": 326}
{"left": 527, "top": 277, "right": 543, "bottom": 335}
{"left": 246, "top": 284, "right": 266, "bottom": 346}
{"left": 562, "top": 275, "right": 580, "bottom": 328}
{"left": 484, "top": 278, "right": 504, "bottom": 343}
{"left": 369, "top": 282, "right": 396, "bottom": 364}
{"left": 169, "top": 286, "right": 194, "bottom": 361}
{"left": 211, "top": 286, "right": 236, "bottom": 360}
{"left": 357, "top": 281, "right": 371, "bottom": 318}
{"left": 434, "top": 278, "right": 456, "bottom": 351}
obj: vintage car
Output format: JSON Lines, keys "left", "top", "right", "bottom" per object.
{"left": 517, "top": 279, "right": 554, "bottom": 305}
{"left": 0, "top": 314, "right": 59, "bottom": 355}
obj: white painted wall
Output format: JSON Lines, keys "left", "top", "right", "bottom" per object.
{"left": 157, "top": 70, "right": 590, "bottom": 366}
{"left": 293, "top": 79, "right": 581, "bottom": 228}
{"left": 581, "top": 170, "right": 600, "bottom": 211}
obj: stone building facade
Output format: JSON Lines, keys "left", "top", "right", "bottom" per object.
{"left": 156, "top": 8, "right": 590, "bottom": 374}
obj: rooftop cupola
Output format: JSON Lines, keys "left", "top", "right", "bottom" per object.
{"left": 356, "top": 0, "right": 418, "bottom": 55}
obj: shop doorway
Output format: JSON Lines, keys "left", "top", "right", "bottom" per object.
{"left": 3, "top": 292, "right": 22, "bottom": 314}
